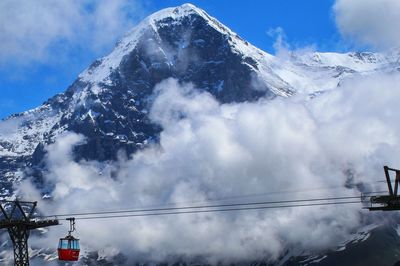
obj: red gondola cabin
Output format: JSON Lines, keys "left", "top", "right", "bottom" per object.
{"left": 58, "top": 218, "right": 80, "bottom": 261}
{"left": 58, "top": 235, "right": 80, "bottom": 261}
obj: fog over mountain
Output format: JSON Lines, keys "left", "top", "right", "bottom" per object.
{"left": 1, "top": 3, "right": 400, "bottom": 265}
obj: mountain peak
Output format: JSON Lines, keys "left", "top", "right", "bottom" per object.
{"left": 141, "top": 2, "right": 232, "bottom": 39}
{"left": 151, "top": 3, "right": 206, "bottom": 20}
{"left": 177, "top": 3, "right": 199, "bottom": 10}
{"left": 78, "top": 4, "right": 199, "bottom": 81}
{"left": 78, "top": 3, "right": 249, "bottom": 85}
{"left": 145, "top": 3, "right": 219, "bottom": 29}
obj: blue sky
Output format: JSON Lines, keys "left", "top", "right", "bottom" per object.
{"left": 0, "top": 0, "right": 367, "bottom": 119}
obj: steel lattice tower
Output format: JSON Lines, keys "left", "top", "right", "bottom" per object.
{"left": 0, "top": 200, "right": 59, "bottom": 266}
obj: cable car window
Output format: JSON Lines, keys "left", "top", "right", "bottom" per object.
{"left": 58, "top": 240, "right": 70, "bottom": 249}
{"left": 71, "top": 240, "right": 80, "bottom": 249}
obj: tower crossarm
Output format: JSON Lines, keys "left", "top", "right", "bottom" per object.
{"left": 0, "top": 219, "right": 59, "bottom": 230}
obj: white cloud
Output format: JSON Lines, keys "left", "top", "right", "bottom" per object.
{"left": 0, "top": 0, "right": 142, "bottom": 65}
{"left": 0, "top": 116, "right": 22, "bottom": 138}
{"left": 267, "top": 27, "right": 290, "bottom": 57}
{"left": 334, "top": 0, "right": 400, "bottom": 49}
{"left": 16, "top": 74, "right": 400, "bottom": 264}
{"left": 267, "top": 27, "right": 317, "bottom": 60}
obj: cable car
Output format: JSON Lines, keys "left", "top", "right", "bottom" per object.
{"left": 58, "top": 218, "right": 80, "bottom": 261}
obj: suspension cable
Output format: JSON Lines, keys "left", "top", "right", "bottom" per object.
{"left": 37, "top": 195, "right": 365, "bottom": 220}
{"left": 60, "top": 200, "right": 362, "bottom": 221}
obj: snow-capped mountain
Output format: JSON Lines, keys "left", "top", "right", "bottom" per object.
{"left": 1, "top": 3, "right": 400, "bottom": 265}
{"left": 1, "top": 4, "right": 399, "bottom": 164}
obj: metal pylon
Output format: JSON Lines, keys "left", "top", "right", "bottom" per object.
{"left": 0, "top": 200, "right": 59, "bottom": 266}
{"left": 9, "top": 224, "right": 29, "bottom": 266}
{"left": 368, "top": 166, "right": 400, "bottom": 211}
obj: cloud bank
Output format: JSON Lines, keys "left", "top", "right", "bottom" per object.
{"left": 15, "top": 74, "right": 400, "bottom": 264}
{"left": 0, "top": 0, "right": 142, "bottom": 65}
{"left": 334, "top": 0, "right": 400, "bottom": 49}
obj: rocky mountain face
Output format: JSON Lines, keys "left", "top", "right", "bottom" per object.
{"left": 1, "top": 3, "right": 400, "bottom": 265}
